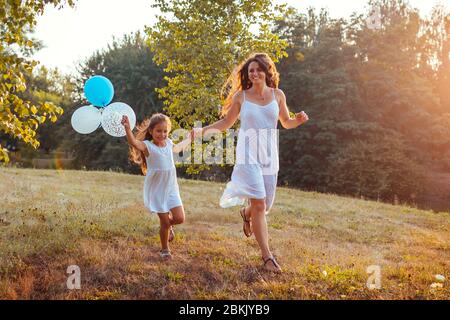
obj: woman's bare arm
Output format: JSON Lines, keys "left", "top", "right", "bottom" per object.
{"left": 201, "top": 91, "right": 242, "bottom": 135}
{"left": 277, "top": 89, "right": 309, "bottom": 129}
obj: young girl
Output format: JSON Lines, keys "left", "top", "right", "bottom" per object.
{"left": 121, "top": 113, "right": 192, "bottom": 259}
{"left": 192, "top": 53, "right": 309, "bottom": 272}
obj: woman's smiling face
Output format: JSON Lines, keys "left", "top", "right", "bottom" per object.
{"left": 248, "top": 61, "right": 266, "bottom": 85}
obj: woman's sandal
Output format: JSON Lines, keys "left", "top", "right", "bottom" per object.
{"left": 240, "top": 207, "right": 252, "bottom": 237}
{"left": 159, "top": 249, "right": 172, "bottom": 259}
{"left": 168, "top": 226, "right": 175, "bottom": 242}
{"left": 262, "top": 256, "right": 282, "bottom": 273}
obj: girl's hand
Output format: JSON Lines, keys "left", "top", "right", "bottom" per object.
{"left": 295, "top": 111, "right": 309, "bottom": 126}
{"left": 121, "top": 115, "right": 130, "bottom": 129}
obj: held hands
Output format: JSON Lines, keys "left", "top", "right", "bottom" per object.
{"left": 295, "top": 111, "right": 309, "bottom": 126}
{"left": 121, "top": 115, "right": 130, "bottom": 130}
{"left": 190, "top": 127, "right": 203, "bottom": 140}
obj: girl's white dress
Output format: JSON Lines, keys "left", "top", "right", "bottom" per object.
{"left": 219, "top": 89, "right": 279, "bottom": 214}
{"left": 142, "top": 138, "right": 182, "bottom": 214}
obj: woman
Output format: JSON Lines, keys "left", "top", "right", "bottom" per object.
{"left": 193, "top": 53, "right": 309, "bottom": 272}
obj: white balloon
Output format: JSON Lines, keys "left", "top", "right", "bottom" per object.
{"left": 71, "top": 105, "right": 101, "bottom": 134}
{"left": 101, "top": 102, "right": 136, "bottom": 137}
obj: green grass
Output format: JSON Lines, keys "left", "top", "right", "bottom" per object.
{"left": 0, "top": 167, "right": 448, "bottom": 299}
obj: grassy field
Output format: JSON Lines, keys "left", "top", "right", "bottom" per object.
{"left": 0, "top": 168, "right": 448, "bottom": 300}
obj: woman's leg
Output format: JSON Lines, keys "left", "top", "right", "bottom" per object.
{"left": 157, "top": 213, "right": 171, "bottom": 251}
{"left": 248, "top": 198, "right": 281, "bottom": 272}
{"left": 244, "top": 174, "right": 278, "bottom": 238}
{"left": 169, "top": 205, "right": 185, "bottom": 225}
{"left": 248, "top": 198, "right": 270, "bottom": 258}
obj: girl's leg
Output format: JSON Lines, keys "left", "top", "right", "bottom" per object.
{"left": 248, "top": 198, "right": 281, "bottom": 272}
{"left": 167, "top": 206, "right": 185, "bottom": 242}
{"left": 157, "top": 213, "right": 171, "bottom": 251}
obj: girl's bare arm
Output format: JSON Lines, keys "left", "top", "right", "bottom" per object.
{"left": 121, "top": 115, "right": 149, "bottom": 156}
{"left": 172, "top": 136, "right": 192, "bottom": 154}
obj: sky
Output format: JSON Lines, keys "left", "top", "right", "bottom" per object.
{"left": 32, "top": 0, "right": 447, "bottom": 74}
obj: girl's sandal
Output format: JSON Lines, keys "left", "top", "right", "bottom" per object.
{"left": 262, "top": 256, "right": 282, "bottom": 273}
{"left": 240, "top": 207, "right": 252, "bottom": 237}
{"left": 168, "top": 226, "right": 175, "bottom": 242}
{"left": 159, "top": 249, "right": 172, "bottom": 260}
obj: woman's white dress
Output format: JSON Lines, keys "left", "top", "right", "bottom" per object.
{"left": 142, "top": 138, "right": 182, "bottom": 214}
{"left": 219, "top": 89, "right": 279, "bottom": 214}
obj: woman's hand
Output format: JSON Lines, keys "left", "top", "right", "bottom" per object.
{"left": 121, "top": 115, "right": 130, "bottom": 130}
{"left": 190, "top": 128, "right": 203, "bottom": 140}
{"left": 295, "top": 111, "right": 309, "bottom": 127}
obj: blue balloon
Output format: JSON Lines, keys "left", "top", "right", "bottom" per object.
{"left": 84, "top": 75, "right": 114, "bottom": 107}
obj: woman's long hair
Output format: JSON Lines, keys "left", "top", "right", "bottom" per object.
{"left": 129, "top": 113, "right": 171, "bottom": 175}
{"left": 220, "top": 53, "right": 280, "bottom": 117}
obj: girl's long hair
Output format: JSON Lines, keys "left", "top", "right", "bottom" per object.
{"left": 220, "top": 53, "right": 280, "bottom": 117}
{"left": 129, "top": 113, "right": 171, "bottom": 175}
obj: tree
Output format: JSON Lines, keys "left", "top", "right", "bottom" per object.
{"left": 22, "top": 66, "right": 76, "bottom": 154}
{"left": 275, "top": 8, "right": 369, "bottom": 191}
{"left": 327, "top": 137, "right": 425, "bottom": 202}
{"left": 0, "top": 0, "right": 74, "bottom": 163}
{"left": 348, "top": 0, "right": 450, "bottom": 167}
{"left": 146, "top": 0, "right": 290, "bottom": 174}
{"left": 419, "top": 4, "right": 450, "bottom": 167}
{"left": 274, "top": 1, "right": 438, "bottom": 203}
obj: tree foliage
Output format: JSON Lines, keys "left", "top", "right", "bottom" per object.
{"left": 327, "top": 137, "right": 425, "bottom": 201}
{"left": 274, "top": 0, "right": 449, "bottom": 202}
{"left": 0, "top": 0, "right": 74, "bottom": 163}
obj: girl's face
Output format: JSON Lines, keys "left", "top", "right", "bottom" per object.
{"left": 248, "top": 61, "right": 266, "bottom": 85}
{"left": 150, "top": 121, "right": 169, "bottom": 143}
